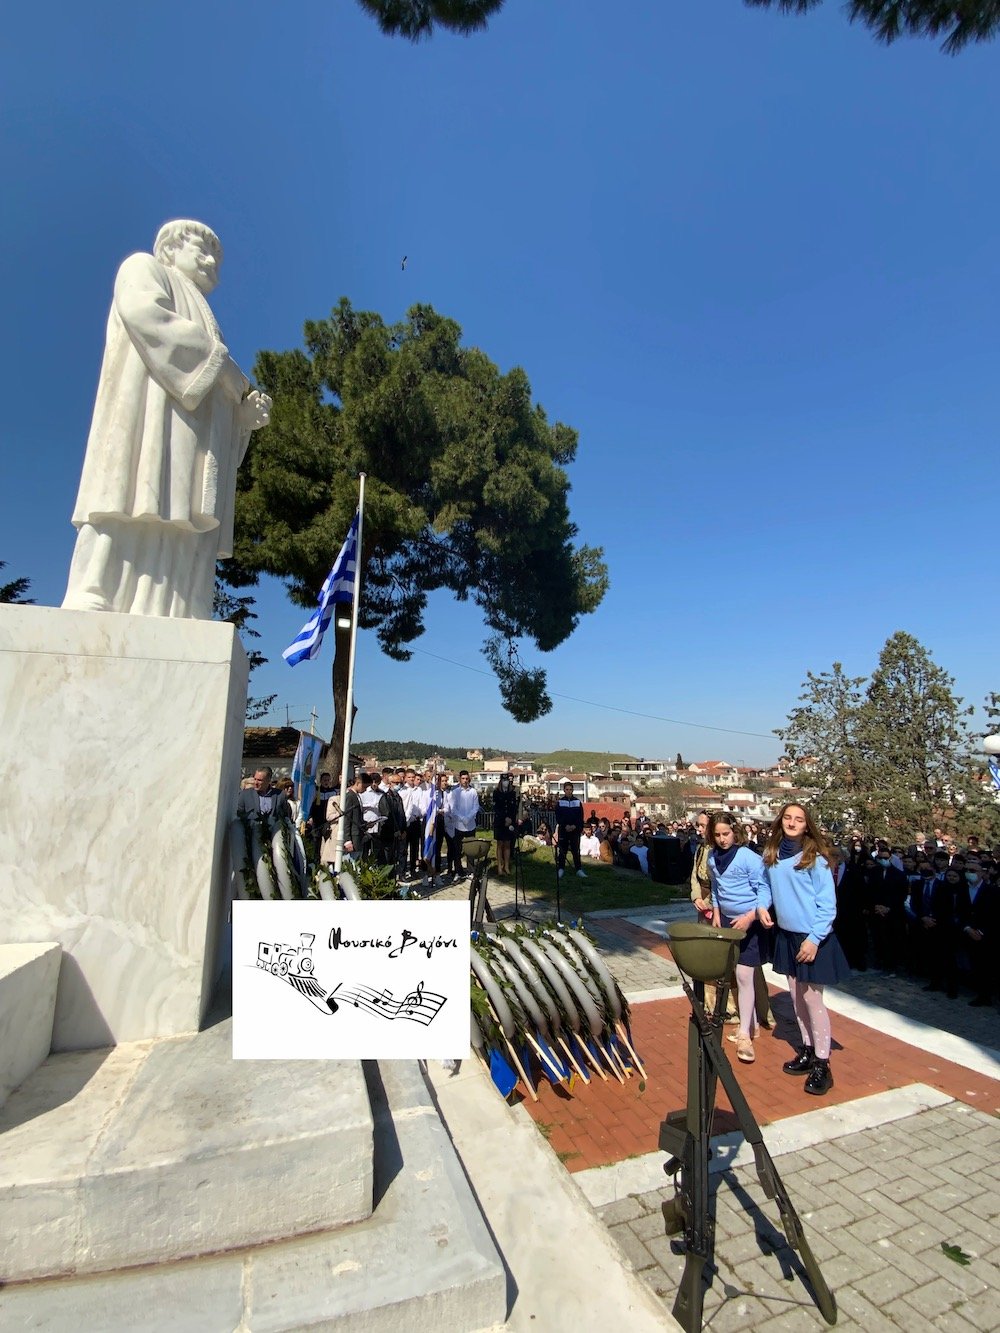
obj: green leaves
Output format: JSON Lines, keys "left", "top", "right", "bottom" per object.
{"left": 941, "top": 1242, "right": 972, "bottom": 1266}
{"left": 234, "top": 298, "right": 606, "bottom": 742}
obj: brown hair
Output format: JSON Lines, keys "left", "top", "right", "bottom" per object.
{"left": 707, "top": 811, "right": 746, "bottom": 847}
{"left": 762, "top": 803, "right": 830, "bottom": 871}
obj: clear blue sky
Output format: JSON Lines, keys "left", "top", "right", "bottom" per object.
{"left": 2, "top": 2, "right": 996, "bottom": 765}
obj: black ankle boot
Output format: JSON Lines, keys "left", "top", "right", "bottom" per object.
{"left": 804, "top": 1059, "right": 833, "bottom": 1096}
{"left": 782, "top": 1045, "right": 815, "bottom": 1075}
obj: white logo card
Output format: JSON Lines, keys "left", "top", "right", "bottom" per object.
{"left": 233, "top": 901, "right": 470, "bottom": 1060}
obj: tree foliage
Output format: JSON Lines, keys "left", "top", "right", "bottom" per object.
{"left": 213, "top": 575, "right": 277, "bottom": 721}
{"left": 0, "top": 562, "right": 34, "bottom": 604}
{"left": 355, "top": 0, "right": 504, "bottom": 40}
{"left": 777, "top": 632, "right": 992, "bottom": 836}
{"left": 744, "top": 1, "right": 1000, "bottom": 53}
{"left": 225, "top": 298, "right": 607, "bottom": 761}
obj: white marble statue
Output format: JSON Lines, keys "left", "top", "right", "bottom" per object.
{"left": 62, "top": 220, "right": 271, "bottom": 619}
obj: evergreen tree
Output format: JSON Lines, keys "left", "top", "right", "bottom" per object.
{"left": 213, "top": 576, "right": 277, "bottom": 722}
{"left": 778, "top": 633, "right": 982, "bottom": 837}
{"left": 0, "top": 562, "right": 34, "bottom": 604}
{"left": 856, "top": 632, "right": 977, "bottom": 835}
{"left": 355, "top": 0, "right": 504, "bottom": 40}
{"left": 744, "top": 1, "right": 1000, "bottom": 53}
{"left": 225, "top": 298, "right": 607, "bottom": 765}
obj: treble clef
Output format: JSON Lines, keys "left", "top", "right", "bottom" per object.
{"left": 402, "top": 980, "right": 425, "bottom": 1014}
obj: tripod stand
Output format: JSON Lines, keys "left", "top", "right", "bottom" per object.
{"left": 659, "top": 922, "right": 837, "bottom": 1333}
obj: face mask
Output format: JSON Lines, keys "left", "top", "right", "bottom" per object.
{"left": 877, "top": 858, "right": 890, "bottom": 868}
{"left": 966, "top": 871, "right": 979, "bottom": 883}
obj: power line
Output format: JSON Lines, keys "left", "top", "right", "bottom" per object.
{"left": 410, "top": 647, "right": 777, "bottom": 741}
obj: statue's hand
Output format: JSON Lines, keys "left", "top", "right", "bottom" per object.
{"left": 241, "top": 389, "right": 272, "bottom": 431}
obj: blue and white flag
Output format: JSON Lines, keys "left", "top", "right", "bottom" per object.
{"left": 423, "top": 781, "right": 441, "bottom": 864}
{"left": 291, "top": 731, "right": 326, "bottom": 827}
{"left": 989, "top": 757, "right": 1000, "bottom": 794}
{"left": 282, "top": 513, "right": 359, "bottom": 667}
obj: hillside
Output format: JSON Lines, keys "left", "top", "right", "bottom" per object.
{"left": 351, "top": 742, "right": 637, "bottom": 774}
{"left": 529, "top": 750, "right": 637, "bottom": 773}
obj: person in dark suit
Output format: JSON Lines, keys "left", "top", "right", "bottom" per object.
{"left": 917, "top": 864, "right": 961, "bottom": 999}
{"left": 834, "top": 846, "right": 869, "bottom": 971}
{"left": 954, "top": 858, "right": 998, "bottom": 1006}
{"left": 864, "top": 849, "right": 908, "bottom": 974}
{"left": 237, "top": 767, "right": 291, "bottom": 820}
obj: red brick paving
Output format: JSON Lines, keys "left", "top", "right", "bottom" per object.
{"left": 521, "top": 990, "right": 1000, "bottom": 1173}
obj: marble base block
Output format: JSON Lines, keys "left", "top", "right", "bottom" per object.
{"left": 0, "top": 943, "right": 61, "bottom": 1108}
{"left": 0, "top": 605, "right": 248, "bottom": 1050}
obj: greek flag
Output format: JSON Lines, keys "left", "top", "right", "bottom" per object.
{"left": 989, "top": 757, "right": 1000, "bottom": 794}
{"left": 423, "top": 780, "right": 441, "bottom": 863}
{"left": 283, "top": 514, "right": 359, "bottom": 666}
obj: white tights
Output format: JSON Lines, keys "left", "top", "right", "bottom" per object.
{"left": 736, "top": 964, "right": 757, "bottom": 1038}
{"left": 788, "top": 978, "right": 831, "bottom": 1060}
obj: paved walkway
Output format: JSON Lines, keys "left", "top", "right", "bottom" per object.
{"left": 463, "top": 901, "right": 1000, "bottom": 1330}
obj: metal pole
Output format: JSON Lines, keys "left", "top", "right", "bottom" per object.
{"left": 333, "top": 473, "right": 366, "bottom": 874}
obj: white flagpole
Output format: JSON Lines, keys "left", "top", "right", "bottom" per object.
{"left": 334, "top": 473, "right": 366, "bottom": 873}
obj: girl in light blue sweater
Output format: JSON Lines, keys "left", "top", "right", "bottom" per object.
{"left": 707, "top": 812, "right": 770, "bottom": 1064}
{"left": 759, "top": 803, "right": 850, "bottom": 1097}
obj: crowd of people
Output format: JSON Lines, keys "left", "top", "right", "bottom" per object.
{"left": 240, "top": 767, "right": 996, "bottom": 1092}
{"left": 303, "top": 765, "right": 487, "bottom": 886}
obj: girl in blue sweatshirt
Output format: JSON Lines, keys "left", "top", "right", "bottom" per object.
{"left": 708, "top": 812, "right": 770, "bottom": 1063}
{"left": 759, "top": 803, "right": 850, "bottom": 1096}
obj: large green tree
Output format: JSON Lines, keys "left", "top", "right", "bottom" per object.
{"left": 778, "top": 632, "right": 983, "bottom": 836}
{"left": 744, "top": 1, "right": 1000, "bottom": 52}
{"left": 856, "top": 631, "right": 978, "bottom": 834}
{"left": 356, "top": 0, "right": 504, "bottom": 40}
{"left": 225, "top": 298, "right": 607, "bottom": 765}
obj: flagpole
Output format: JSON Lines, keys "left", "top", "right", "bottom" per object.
{"left": 334, "top": 473, "right": 366, "bottom": 874}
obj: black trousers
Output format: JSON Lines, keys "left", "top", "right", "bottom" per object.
{"left": 446, "top": 829, "right": 470, "bottom": 875}
{"left": 556, "top": 831, "right": 581, "bottom": 872}
{"left": 405, "top": 822, "right": 421, "bottom": 874}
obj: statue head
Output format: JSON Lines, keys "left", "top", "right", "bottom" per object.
{"left": 153, "top": 220, "right": 223, "bottom": 294}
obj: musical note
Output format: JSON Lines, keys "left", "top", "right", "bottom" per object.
{"left": 337, "top": 981, "right": 447, "bottom": 1026}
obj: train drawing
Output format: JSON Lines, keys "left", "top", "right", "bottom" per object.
{"left": 257, "top": 933, "right": 316, "bottom": 977}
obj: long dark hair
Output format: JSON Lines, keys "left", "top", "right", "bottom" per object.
{"left": 762, "top": 803, "right": 830, "bottom": 871}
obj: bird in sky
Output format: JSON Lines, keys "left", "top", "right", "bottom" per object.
{"left": 401, "top": 255, "right": 408, "bottom": 270}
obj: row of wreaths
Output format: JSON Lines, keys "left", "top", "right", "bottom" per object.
{"left": 470, "top": 922, "right": 645, "bottom": 1100}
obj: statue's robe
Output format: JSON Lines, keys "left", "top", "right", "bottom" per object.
{"left": 64, "top": 252, "right": 251, "bottom": 617}
{"left": 72, "top": 251, "right": 248, "bottom": 556}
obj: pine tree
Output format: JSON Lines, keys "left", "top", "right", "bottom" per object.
{"left": 212, "top": 576, "right": 277, "bottom": 722}
{"left": 355, "top": 0, "right": 504, "bottom": 40}
{"left": 226, "top": 298, "right": 607, "bottom": 766}
{"left": 744, "top": 1, "right": 1000, "bottom": 53}
{"left": 0, "top": 562, "right": 34, "bottom": 604}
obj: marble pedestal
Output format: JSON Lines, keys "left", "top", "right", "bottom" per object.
{"left": 0, "top": 605, "right": 248, "bottom": 1051}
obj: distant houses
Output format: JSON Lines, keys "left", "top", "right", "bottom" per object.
{"left": 239, "top": 730, "right": 794, "bottom": 820}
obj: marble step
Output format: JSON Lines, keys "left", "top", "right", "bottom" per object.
{"left": 0, "top": 1059, "right": 507, "bottom": 1333}
{"left": 0, "top": 943, "right": 61, "bottom": 1111}
{"left": 0, "top": 1018, "right": 374, "bottom": 1282}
